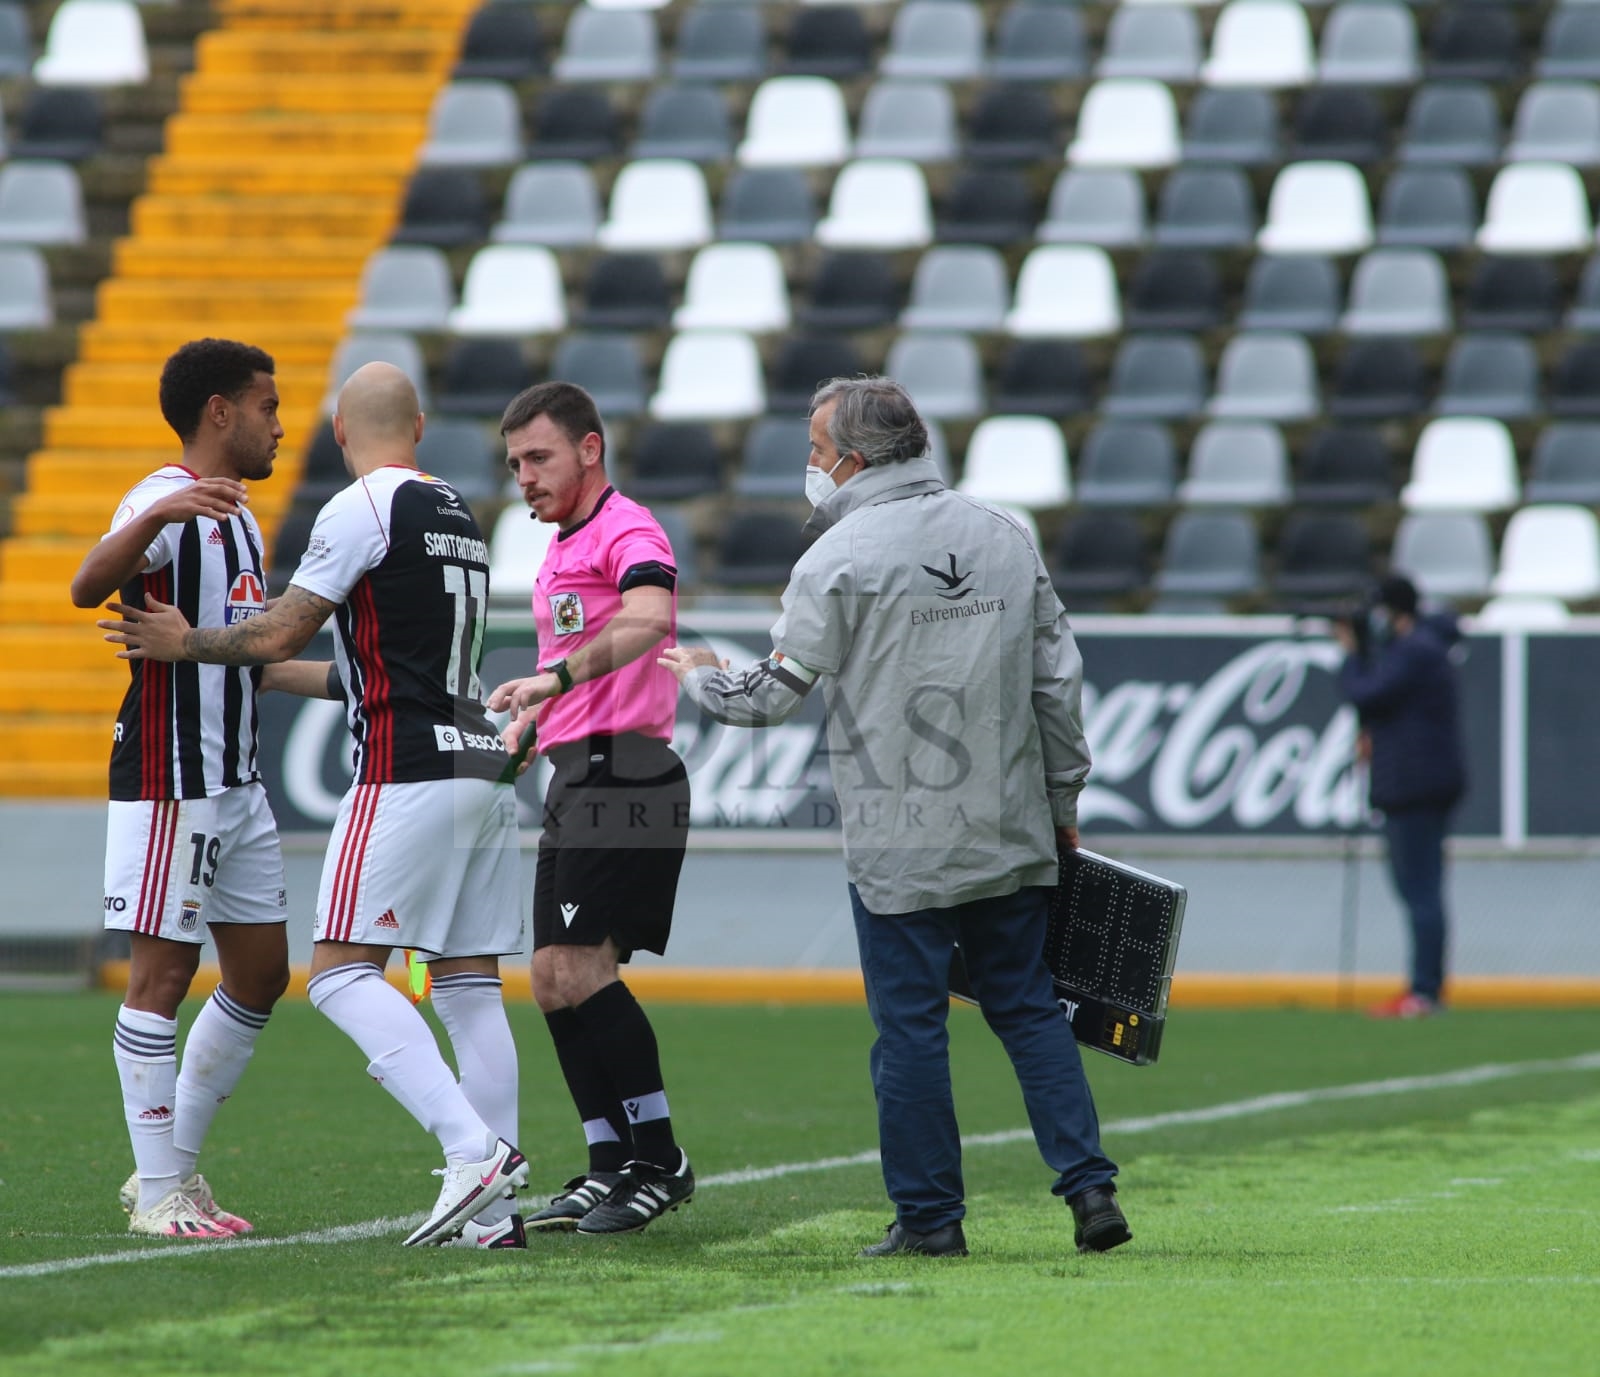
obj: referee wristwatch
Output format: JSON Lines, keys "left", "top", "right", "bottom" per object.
{"left": 543, "top": 658, "right": 573, "bottom": 695}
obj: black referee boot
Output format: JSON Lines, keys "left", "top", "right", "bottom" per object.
{"left": 859, "top": 1220, "right": 969, "bottom": 1258}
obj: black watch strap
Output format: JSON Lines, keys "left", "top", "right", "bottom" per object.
{"left": 545, "top": 659, "right": 573, "bottom": 694}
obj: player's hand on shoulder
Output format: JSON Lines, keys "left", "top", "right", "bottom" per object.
{"left": 153, "top": 477, "right": 248, "bottom": 524}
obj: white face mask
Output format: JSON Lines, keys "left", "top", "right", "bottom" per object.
{"left": 805, "top": 453, "right": 848, "bottom": 508}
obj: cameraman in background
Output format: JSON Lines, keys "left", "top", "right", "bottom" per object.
{"left": 1333, "top": 575, "right": 1467, "bottom": 1019}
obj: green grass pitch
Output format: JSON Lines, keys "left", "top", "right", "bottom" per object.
{"left": 1, "top": 995, "right": 1597, "bottom": 1376}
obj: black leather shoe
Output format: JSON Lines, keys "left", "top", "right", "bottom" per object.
{"left": 859, "top": 1220, "right": 969, "bottom": 1257}
{"left": 1068, "top": 1185, "right": 1131, "bottom": 1253}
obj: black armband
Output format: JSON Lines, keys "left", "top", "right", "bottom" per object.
{"left": 325, "top": 663, "right": 346, "bottom": 704}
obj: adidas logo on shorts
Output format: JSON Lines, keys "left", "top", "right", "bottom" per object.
{"left": 374, "top": 909, "right": 400, "bottom": 930}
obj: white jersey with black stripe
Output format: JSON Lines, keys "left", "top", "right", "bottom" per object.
{"left": 107, "top": 466, "right": 269, "bottom": 801}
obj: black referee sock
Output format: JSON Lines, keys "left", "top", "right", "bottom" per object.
{"left": 574, "top": 980, "right": 680, "bottom": 1170}
{"left": 543, "top": 1007, "right": 632, "bottom": 1175}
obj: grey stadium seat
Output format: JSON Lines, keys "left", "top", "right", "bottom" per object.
{"left": 1506, "top": 81, "right": 1600, "bottom": 165}
{"left": 1180, "top": 423, "right": 1290, "bottom": 508}
{"left": 549, "top": 333, "right": 647, "bottom": 418}
{"left": 1340, "top": 249, "right": 1450, "bottom": 336}
{"left": 1075, "top": 422, "right": 1178, "bottom": 507}
{"left": 1209, "top": 333, "right": 1319, "bottom": 421}
{"left": 627, "top": 423, "right": 724, "bottom": 502}
{"left": 0, "top": 160, "right": 86, "bottom": 245}
{"left": 419, "top": 81, "right": 524, "bottom": 167}
{"left": 1155, "top": 511, "right": 1261, "bottom": 597}
{"left": 1377, "top": 166, "right": 1478, "bottom": 249}
{"left": 553, "top": 8, "right": 658, "bottom": 83}
{"left": 901, "top": 246, "right": 1010, "bottom": 332}
{"left": 632, "top": 84, "right": 733, "bottom": 162}
{"left": 673, "top": 5, "right": 767, "bottom": 83}
{"left": 1097, "top": 5, "right": 1201, "bottom": 82}
{"left": 1238, "top": 255, "right": 1342, "bottom": 334}
{"left": 1391, "top": 512, "right": 1495, "bottom": 600}
{"left": 857, "top": 80, "right": 959, "bottom": 162}
{"left": 1435, "top": 333, "right": 1540, "bottom": 419}
{"left": 990, "top": 4, "right": 1088, "bottom": 82}
{"left": 1183, "top": 88, "right": 1280, "bottom": 166}
{"left": 493, "top": 162, "right": 598, "bottom": 247}
{"left": 881, "top": 1, "right": 985, "bottom": 81}
{"left": 1398, "top": 82, "right": 1503, "bottom": 165}
{"left": 415, "top": 419, "right": 499, "bottom": 503}
{"left": 885, "top": 332, "right": 985, "bottom": 420}
{"left": 735, "top": 417, "right": 811, "bottom": 498}
{"left": 1538, "top": 7, "right": 1600, "bottom": 81}
{"left": 1039, "top": 168, "right": 1146, "bottom": 247}
{"left": 1103, "top": 335, "right": 1208, "bottom": 420}
{"left": 1151, "top": 165, "right": 1257, "bottom": 249}
{"left": 718, "top": 167, "right": 816, "bottom": 244}
{"left": 0, "top": 246, "right": 52, "bottom": 329}
{"left": 1124, "top": 251, "right": 1224, "bottom": 332}
{"left": 348, "top": 246, "right": 454, "bottom": 332}
{"left": 1526, "top": 424, "right": 1600, "bottom": 504}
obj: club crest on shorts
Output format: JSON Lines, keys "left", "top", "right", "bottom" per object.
{"left": 224, "top": 570, "right": 266, "bottom": 626}
{"left": 550, "top": 592, "right": 585, "bottom": 636}
{"left": 179, "top": 899, "right": 202, "bottom": 933}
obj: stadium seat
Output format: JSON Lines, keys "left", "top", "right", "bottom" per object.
{"left": 0, "top": 246, "right": 52, "bottom": 329}
{"left": 982, "top": 341, "right": 1087, "bottom": 419}
{"left": 1320, "top": 2, "right": 1419, "bottom": 86}
{"left": 1564, "top": 255, "right": 1600, "bottom": 330}
{"left": 493, "top": 162, "right": 598, "bottom": 247}
{"left": 1004, "top": 245, "right": 1120, "bottom": 339}
{"left": 738, "top": 76, "right": 851, "bottom": 166}
{"left": 348, "top": 246, "right": 454, "bottom": 332}
{"left": 965, "top": 83, "right": 1058, "bottom": 163}
{"left": 767, "top": 334, "right": 865, "bottom": 413}
{"left": 1507, "top": 82, "right": 1600, "bottom": 166}
{"left": 957, "top": 416, "right": 1070, "bottom": 510}
{"left": 1377, "top": 165, "right": 1478, "bottom": 250}
{"left": 1201, "top": 0, "right": 1315, "bottom": 88}
{"left": 1477, "top": 162, "right": 1595, "bottom": 253}
{"left": 650, "top": 331, "right": 765, "bottom": 420}
{"left": 1295, "top": 426, "right": 1396, "bottom": 507}
{"left": 1258, "top": 162, "right": 1373, "bottom": 255}
{"left": 597, "top": 160, "right": 712, "bottom": 251}
{"left": 718, "top": 167, "right": 817, "bottom": 244}
{"left": 449, "top": 246, "right": 567, "bottom": 336}
{"left": 420, "top": 81, "right": 524, "bottom": 167}
{"left": 1538, "top": 7, "right": 1600, "bottom": 81}
{"left": 632, "top": 84, "right": 733, "bottom": 162}
{"left": 1125, "top": 251, "right": 1225, "bottom": 332}
{"left": 1340, "top": 249, "right": 1450, "bottom": 335}
{"left": 1461, "top": 258, "right": 1560, "bottom": 333}
{"left": 1272, "top": 511, "right": 1375, "bottom": 604}
{"left": 1179, "top": 423, "right": 1290, "bottom": 507}
{"left": 392, "top": 168, "right": 489, "bottom": 248}
{"left": 1155, "top": 511, "right": 1262, "bottom": 597}
{"left": 1238, "top": 255, "right": 1342, "bottom": 334}
{"left": 1183, "top": 88, "right": 1281, "bottom": 165}
{"left": 881, "top": 1, "right": 985, "bottom": 80}
{"left": 455, "top": 4, "right": 544, "bottom": 81}
{"left": 488, "top": 505, "right": 560, "bottom": 599}
{"left": 0, "top": 2, "right": 31, "bottom": 78}
{"left": 33, "top": 0, "right": 147, "bottom": 86}
{"left": 1549, "top": 338, "right": 1600, "bottom": 417}
{"left": 416, "top": 420, "right": 499, "bottom": 504}
{"left": 325, "top": 333, "right": 431, "bottom": 412}
{"left": 1473, "top": 595, "right": 1572, "bottom": 630}
{"left": 1290, "top": 88, "right": 1389, "bottom": 166}
{"left": 12, "top": 87, "right": 102, "bottom": 162}
{"left": 628, "top": 422, "right": 724, "bottom": 502}
{"left": 1491, "top": 505, "right": 1600, "bottom": 599}
{"left": 1075, "top": 422, "right": 1178, "bottom": 507}
{"left": 1209, "top": 333, "right": 1319, "bottom": 420}
{"left": 1098, "top": 5, "right": 1202, "bottom": 82}
{"left": 901, "top": 246, "right": 1009, "bottom": 332}
{"left": 815, "top": 159, "right": 932, "bottom": 249}
{"left": 712, "top": 511, "right": 810, "bottom": 588}
{"left": 1398, "top": 81, "right": 1503, "bottom": 165}
{"left": 528, "top": 87, "right": 621, "bottom": 161}
{"left": 673, "top": 5, "right": 766, "bottom": 82}
{"left": 734, "top": 417, "right": 809, "bottom": 499}
{"left": 937, "top": 166, "right": 1035, "bottom": 246}
{"left": 1434, "top": 336, "right": 1540, "bottom": 419}
{"left": 435, "top": 338, "right": 535, "bottom": 418}
{"left": 1526, "top": 423, "right": 1600, "bottom": 503}
{"left": 649, "top": 503, "right": 700, "bottom": 591}
{"left": 1068, "top": 79, "right": 1180, "bottom": 168}
{"left": 1426, "top": 3, "right": 1520, "bottom": 83}
{"left": 578, "top": 253, "right": 671, "bottom": 330}
{"left": 674, "top": 243, "right": 790, "bottom": 332}
{"left": 857, "top": 80, "right": 959, "bottom": 162}
{"left": 1152, "top": 165, "right": 1258, "bottom": 248}
{"left": 783, "top": 5, "right": 871, "bottom": 78}
{"left": 553, "top": 7, "right": 659, "bottom": 82}
{"left": 550, "top": 333, "right": 648, "bottom": 417}
{"left": 885, "top": 332, "right": 985, "bottom": 420}
{"left": 798, "top": 251, "right": 900, "bottom": 329}
{"left": 1327, "top": 338, "right": 1429, "bottom": 419}
{"left": 1401, "top": 417, "right": 1520, "bottom": 511}
{"left": 1050, "top": 511, "right": 1150, "bottom": 601}
{"left": 989, "top": 3, "right": 1088, "bottom": 82}
{"left": 269, "top": 500, "right": 322, "bottom": 593}
{"left": 0, "top": 161, "right": 86, "bottom": 245}
{"left": 1391, "top": 512, "right": 1495, "bottom": 600}
{"left": 298, "top": 420, "right": 348, "bottom": 499}
{"left": 1039, "top": 169, "right": 1146, "bottom": 247}
{"left": 1103, "top": 335, "right": 1208, "bottom": 420}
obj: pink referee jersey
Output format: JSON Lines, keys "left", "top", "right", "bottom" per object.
{"left": 532, "top": 487, "right": 679, "bottom": 749}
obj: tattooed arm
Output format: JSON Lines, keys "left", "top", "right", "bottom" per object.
{"left": 98, "top": 585, "right": 339, "bottom": 666}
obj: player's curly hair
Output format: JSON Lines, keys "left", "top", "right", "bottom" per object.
{"left": 158, "top": 339, "right": 276, "bottom": 443}
{"left": 499, "top": 381, "right": 606, "bottom": 464}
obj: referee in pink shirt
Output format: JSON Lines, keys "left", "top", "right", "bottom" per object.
{"left": 489, "top": 382, "right": 694, "bottom": 1236}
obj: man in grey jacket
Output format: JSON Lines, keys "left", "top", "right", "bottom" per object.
{"left": 659, "top": 376, "right": 1127, "bottom": 1259}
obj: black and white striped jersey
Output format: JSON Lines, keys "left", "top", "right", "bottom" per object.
{"left": 289, "top": 465, "right": 508, "bottom": 785}
{"left": 107, "top": 466, "right": 268, "bottom": 801}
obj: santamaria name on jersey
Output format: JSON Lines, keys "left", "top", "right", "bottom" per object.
{"left": 423, "top": 532, "right": 490, "bottom": 563}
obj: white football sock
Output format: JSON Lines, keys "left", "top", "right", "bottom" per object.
{"left": 308, "top": 962, "right": 493, "bottom": 1163}
{"left": 432, "top": 972, "right": 519, "bottom": 1224}
{"left": 173, "top": 986, "right": 269, "bottom": 1181}
{"left": 114, "top": 1005, "right": 182, "bottom": 1212}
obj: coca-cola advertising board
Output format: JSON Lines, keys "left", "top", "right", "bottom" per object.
{"left": 255, "top": 616, "right": 1508, "bottom": 840}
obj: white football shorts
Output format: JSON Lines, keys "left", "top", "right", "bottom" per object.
{"left": 315, "top": 777, "right": 525, "bottom": 959}
{"left": 104, "top": 782, "right": 288, "bottom": 942}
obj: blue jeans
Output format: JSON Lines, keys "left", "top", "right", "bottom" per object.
{"left": 1382, "top": 805, "right": 1451, "bottom": 1003}
{"left": 849, "top": 883, "right": 1118, "bottom": 1233}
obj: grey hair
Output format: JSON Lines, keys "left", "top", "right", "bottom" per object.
{"left": 809, "top": 375, "right": 929, "bottom": 468}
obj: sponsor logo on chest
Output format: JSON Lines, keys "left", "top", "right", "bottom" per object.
{"left": 225, "top": 570, "right": 266, "bottom": 626}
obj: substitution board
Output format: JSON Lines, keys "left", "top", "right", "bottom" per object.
{"left": 949, "top": 849, "right": 1187, "bottom": 1066}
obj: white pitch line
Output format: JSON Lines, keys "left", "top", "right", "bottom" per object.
{"left": 6, "top": 1049, "right": 1598, "bottom": 1281}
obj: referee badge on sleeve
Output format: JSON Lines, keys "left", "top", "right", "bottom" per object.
{"left": 551, "top": 592, "right": 585, "bottom": 636}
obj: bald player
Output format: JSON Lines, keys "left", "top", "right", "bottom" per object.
{"left": 102, "top": 363, "right": 532, "bottom": 1249}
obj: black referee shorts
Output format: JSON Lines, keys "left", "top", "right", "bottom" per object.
{"left": 533, "top": 732, "right": 690, "bottom": 960}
